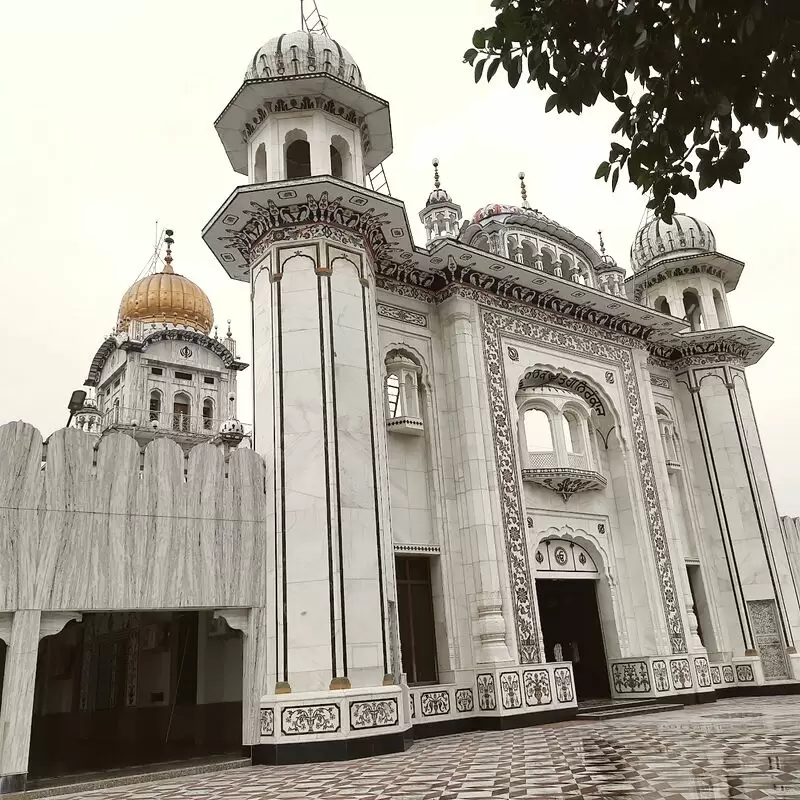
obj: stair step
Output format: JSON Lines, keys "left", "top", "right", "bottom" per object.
{"left": 576, "top": 703, "right": 682, "bottom": 720}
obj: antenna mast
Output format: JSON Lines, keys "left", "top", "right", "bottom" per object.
{"left": 301, "top": 0, "right": 330, "bottom": 35}
{"left": 299, "top": 0, "right": 392, "bottom": 195}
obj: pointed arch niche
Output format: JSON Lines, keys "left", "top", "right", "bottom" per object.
{"left": 533, "top": 530, "right": 626, "bottom": 664}
{"left": 515, "top": 367, "right": 607, "bottom": 501}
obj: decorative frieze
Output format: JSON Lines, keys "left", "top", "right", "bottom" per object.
{"left": 376, "top": 302, "right": 428, "bottom": 328}
{"left": 653, "top": 660, "right": 670, "bottom": 692}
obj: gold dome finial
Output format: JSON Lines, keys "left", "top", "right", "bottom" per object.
{"left": 432, "top": 157, "right": 441, "bottom": 190}
{"left": 163, "top": 229, "right": 175, "bottom": 274}
{"left": 598, "top": 230, "right": 606, "bottom": 256}
{"left": 519, "top": 171, "right": 529, "bottom": 209}
{"left": 116, "top": 227, "right": 214, "bottom": 334}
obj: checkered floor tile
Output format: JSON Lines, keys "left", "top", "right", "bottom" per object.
{"left": 53, "top": 697, "right": 800, "bottom": 799}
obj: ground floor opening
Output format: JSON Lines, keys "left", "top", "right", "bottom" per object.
{"left": 536, "top": 578, "right": 611, "bottom": 700}
{"left": 27, "top": 610, "right": 243, "bottom": 780}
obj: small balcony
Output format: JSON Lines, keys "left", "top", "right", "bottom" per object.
{"left": 101, "top": 407, "right": 252, "bottom": 441}
{"left": 386, "top": 415, "right": 425, "bottom": 436}
{"left": 665, "top": 458, "right": 682, "bottom": 474}
{"left": 521, "top": 451, "right": 607, "bottom": 502}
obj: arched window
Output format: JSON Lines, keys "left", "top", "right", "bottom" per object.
{"left": 713, "top": 289, "right": 729, "bottom": 327}
{"left": 149, "top": 389, "right": 162, "bottom": 422}
{"left": 654, "top": 296, "right": 671, "bottom": 315}
{"left": 562, "top": 414, "right": 575, "bottom": 453}
{"left": 286, "top": 137, "right": 311, "bottom": 179}
{"left": 540, "top": 249, "right": 555, "bottom": 275}
{"left": 202, "top": 398, "right": 214, "bottom": 431}
{"left": 330, "top": 144, "right": 343, "bottom": 178}
{"left": 524, "top": 409, "right": 553, "bottom": 452}
{"left": 113, "top": 398, "right": 120, "bottom": 424}
{"left": 386, "top": 373, "right": 401, "bottom": 418}
{"left": 254, "top": 143, "right": 267, "bottom": 182}
{"left": 473, "top": 234, "right": 490, "bottom": 253}
{"left": 173, "top": 392, "right": 191, "bottom": 433}
{"left": 521, "top": 240, "right": 536, "bottom": 267}
{"left": 329, "top": 135, "right": 352, "bottom": 181}
{"left": 683, "top": 289, "right": 704, "bottom": 331}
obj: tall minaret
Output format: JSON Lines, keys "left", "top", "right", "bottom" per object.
{"left": 203, "top": 26, "right": 406, "bottom": 759}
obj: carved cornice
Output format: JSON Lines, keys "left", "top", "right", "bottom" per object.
{"left": 84, "top": 329, "right": 246, "bottom": 388}
{"left": 85, "top": 336, "right": 118, "bottom": 387}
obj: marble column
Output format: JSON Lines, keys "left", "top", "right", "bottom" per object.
{"left": 0, "top": 610, "right": 40, "bottom": 793}
{"left": 254, "top": 239, "right": 391, "bottom": 694}
{"left": 441, "top": 295, "right": 512, "bottom": 665}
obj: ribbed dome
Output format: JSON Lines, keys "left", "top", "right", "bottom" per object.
{"left": 117, "top": 268, "right": 214, "bottom": 334}
{"left": 245, "top": 30, "right": 364, "bottom": 88}
{"left": 631, "top": 214, "right": 716, "bottom": 272}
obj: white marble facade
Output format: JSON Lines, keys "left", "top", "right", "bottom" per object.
{"left": 4, "top": 24, "right": 800, "bottom": 789}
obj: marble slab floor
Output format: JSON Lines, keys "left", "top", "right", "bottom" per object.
{"left": 27, "top": 696, "right": 800, "bottom": 799}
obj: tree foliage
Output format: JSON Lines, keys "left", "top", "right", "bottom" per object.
{"left": 465, "top": 0, "right": 800, "bottom": 220}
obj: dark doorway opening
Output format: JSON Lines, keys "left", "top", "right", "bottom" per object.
{"left": 536, "top": 579, "right": 610, "bottom": 700}
{"left": 28, "top": 611, "right": 243, "bottom": 780}
{"left": 396, "top": 555, "right": 438, "bottom": 684}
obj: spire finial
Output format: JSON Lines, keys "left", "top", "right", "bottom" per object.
{"left": 518, "top": 172, "right": 529, "bottom": 209}
{"left": 598, "top": 230, "right": 606, "bottom": 256}
{"left": 432, "top": 157, "right": 441, "bottom": 190}
{"left": 163, "top": 229, "right": 175, "bottom": 274}
{"left": 226, "top": 319, "right": 232, "bottom": 338}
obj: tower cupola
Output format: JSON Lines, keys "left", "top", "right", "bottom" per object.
{"left": 215, "top": 29, "right": 392, "bottom": 186}
{"left": 419, "top": 158, "right": 462, "bottom": 243}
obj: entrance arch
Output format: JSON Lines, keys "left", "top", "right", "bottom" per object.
{"left": 534, "top": 536, "right": 617, "bottom": 700}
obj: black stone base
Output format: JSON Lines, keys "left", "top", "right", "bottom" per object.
{"left": 716, "top": 682, "right": 800, "bottom": 699}
{"left": 252, "top": 730, "right": 409, "bottom": 766}
{"left": 0, "top": 773, "right": 26, "bottom": 795}
{"left": 413, "top": 707, "right": 576, "bottom": 740}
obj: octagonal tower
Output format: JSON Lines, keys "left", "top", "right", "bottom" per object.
{"left": 204, "top": 27, "right": 407, "bottom": 763}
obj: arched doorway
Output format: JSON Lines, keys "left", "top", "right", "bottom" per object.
{"left": 535, "top": 538, "right": 611, "bottom": 700}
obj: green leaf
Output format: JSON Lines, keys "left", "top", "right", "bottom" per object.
{"left": 487, "top": 58, "right": 501, "bottom": 82}
{"left": 611, "top": 167, "right": 620, "bottom": 191}
{"left": 508, "top": 54, "right": 523, "bottom": 88}
{"left": 464, "top": 48, "right": 478, "bottom": 65}
{"left": 474, "top": 58, "right": 486, "bottom": 83}
{"left": 545, "top": 95, "right": 558, "bottom": 113}
{"left": 595, "top": 161, "right": 611, "bottom": 179}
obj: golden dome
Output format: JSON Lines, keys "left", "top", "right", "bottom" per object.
{"left": 117, "top": 233, "right": 214, "bottom": 334}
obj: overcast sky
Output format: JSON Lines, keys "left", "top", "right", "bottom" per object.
{"left": 1, "top": 1, "right": 799, "bottom": 514}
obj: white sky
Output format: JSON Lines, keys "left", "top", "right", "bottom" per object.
{"left": 1, "top": 0, "right": 799, "bottom": 513}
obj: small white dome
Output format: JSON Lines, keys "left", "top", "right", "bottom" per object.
{"left": 245, "top": 31, "right": 365, "bottom": 89}
{"left": 631, "top": 214, "right": 716, "bottom": 272}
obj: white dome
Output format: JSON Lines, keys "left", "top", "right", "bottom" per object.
{"left": 631, "top": 214, "right": 716, "bottom": 272}
{"left": 245, "top": 31, "right": 365, "bottom": 89}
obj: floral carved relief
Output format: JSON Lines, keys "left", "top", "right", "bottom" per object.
{"left": 523, "top": 670, "right": 552, "bottom": 706}
{"left": 500, "top": 672, "right": 522, "bottom": 709}
{"left": 477, "top": 674, "right": 497, "bottom": 710}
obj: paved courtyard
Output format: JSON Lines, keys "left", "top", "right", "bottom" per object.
{"left": 55, "top": 697, "right": 800, "bottom": 799}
